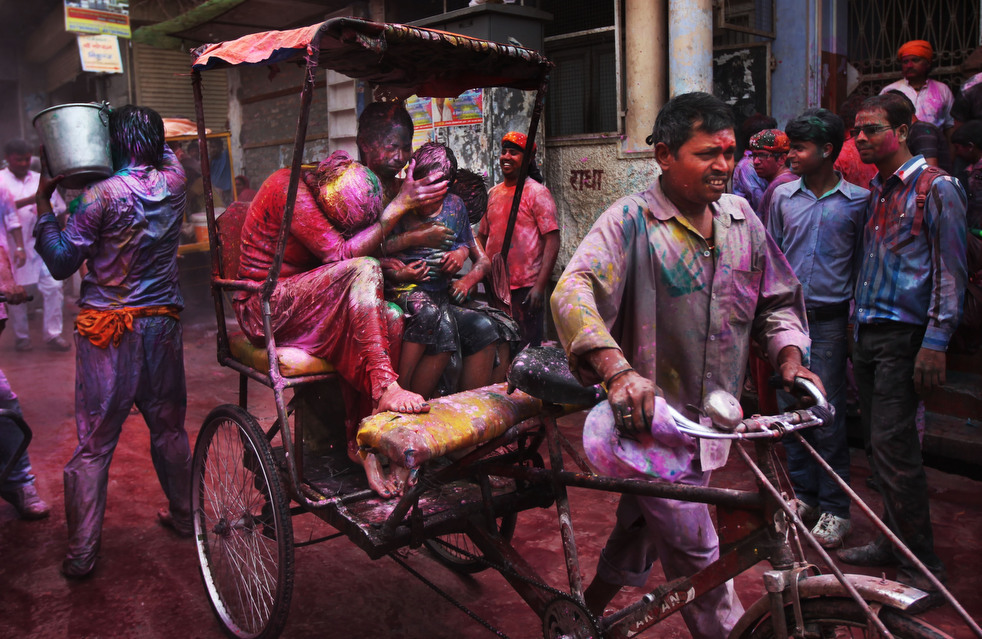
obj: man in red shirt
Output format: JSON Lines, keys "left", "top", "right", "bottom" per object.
{"left": 478, "top": 132, "right": 559, "bottom": 349}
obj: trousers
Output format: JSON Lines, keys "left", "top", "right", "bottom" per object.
{"left": 64, "top": 315, "right": 190, "bottom": 561}
{"left": 6, "top": 262, "right": 64, "bottom": 341}
{"left": 852, "top": 322, "right": 944, "bottom": 575}
{"left": 596, "top": 465, "right": 744, "bottom": 639}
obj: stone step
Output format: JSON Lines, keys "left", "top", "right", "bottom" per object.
{"left": 921, "top": 370, "right": 982, "bottom": 421}
{"left": 923, "top": 411, "right": 982, "bottom": 467}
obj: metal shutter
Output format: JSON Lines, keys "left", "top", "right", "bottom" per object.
{"left": 133, "top": 42, "right": 228, "bottom": 131}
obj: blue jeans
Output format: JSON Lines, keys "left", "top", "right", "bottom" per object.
{"left": 0, "top": 368, "right": 34, "bottom": 490}
{"left": 779, "top": 314, "right": 851, "bottom": 518}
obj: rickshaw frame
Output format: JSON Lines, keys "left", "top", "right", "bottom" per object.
{"left": 185, "top": 17, "right": 980, "bottom": 639}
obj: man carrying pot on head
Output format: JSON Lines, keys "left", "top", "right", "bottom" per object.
{"left": 552, "top": 92, "right": 820, "bottom": 637}
{"left": 34, "top": 105, "right": 194, "bottom": 579}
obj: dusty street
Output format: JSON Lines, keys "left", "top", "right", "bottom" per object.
{"left": 1, "top": 312, "right": 980, "bottom": 638}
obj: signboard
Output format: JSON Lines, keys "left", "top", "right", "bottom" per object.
{"left": 77, "top": 35, "right": 124, "bottom": 74}
{"left": 65, "top": 0, "right": 131, "bottom": 39}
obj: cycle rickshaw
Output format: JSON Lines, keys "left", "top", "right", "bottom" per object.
{"left": 186, "top": 17, "right": 981, "bottom": 639}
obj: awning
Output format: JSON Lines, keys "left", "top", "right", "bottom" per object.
{"left": 191, "top": 17, "right": 552, "bottom": 98}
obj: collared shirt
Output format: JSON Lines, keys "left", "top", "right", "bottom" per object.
{"left": 0, "top": 167, "right": 67, "bottom": 286}
{"left": 552, "top": 179, "right": 810, "bottom": 468}
{"left": 480, "top": 179, "right": 558, "bottom": 289}
{"left": 766, "top": 174, "right": 869, "bottom": 307}
{"left": 35, "top": 146, "right": 187, "bottom": 310}
{"left": 879, "top": 78, "right": 954, "bottom": 129}
{"left": 854, "top": 155, "right": 967, "bottom": 350}
{"left": 732, "top": 152, "right": 767, "bottom": 211}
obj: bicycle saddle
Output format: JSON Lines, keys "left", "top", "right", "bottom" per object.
{"left": 506, "top": 346, "right": 606, "bottom": 406}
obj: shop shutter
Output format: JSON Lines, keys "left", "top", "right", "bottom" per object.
{"left": 133, "top": 42, "right": 228, "bottom": 131}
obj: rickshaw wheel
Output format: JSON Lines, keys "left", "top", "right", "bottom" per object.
{"left": 192, "top": 404, "right": 295, "bottom": 639}
{"left": 541, "top": 595, "right": 602, "bottom": 639}
{"left": 736, "top": 597, "right": 948, "bottom": 638}
{"left": 423, "top": 512, "right": 517, "bottom": 574}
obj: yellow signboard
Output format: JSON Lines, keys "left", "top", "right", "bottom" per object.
{"left": 65, "top": 1, "right": 131, "bottom": 39}
{"left": 78, "top": 35, "right": 124, "bottom": 74}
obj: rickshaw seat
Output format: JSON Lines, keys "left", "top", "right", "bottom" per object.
{"left": 357, "top": 383, "right": 543, "bottom": 469}
{"left": 218, "top": 200, "right": 336, "bottom": 377}
{"left": 228, "top": 333, "right": 337, "bottom": 377}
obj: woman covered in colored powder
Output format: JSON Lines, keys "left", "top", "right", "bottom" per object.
{"left": 382, "top": 142, "right": 503, "bottom": 397}
{"left": 234, "top": 150, "right": 447, "bottom": 497}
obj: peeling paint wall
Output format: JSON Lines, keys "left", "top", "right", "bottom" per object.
{"left": 545, "top": 142, "right": 660, "bottom": 272}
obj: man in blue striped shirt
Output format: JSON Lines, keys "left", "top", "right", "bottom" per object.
{"left": 837, "top": 93, "right": 967, "bottom": 594}
{"left": 766, "top": 108, "right": 868, "bottom": 550}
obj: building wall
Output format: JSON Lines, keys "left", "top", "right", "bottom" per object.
{"left": 232, "top": 64, "right": 331, "bottom": 187}
{"left": 545, "top": 141, "right": 659, "bottom": 272}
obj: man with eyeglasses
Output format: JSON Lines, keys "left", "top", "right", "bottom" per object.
{"left": 837, "top": 93, "right": 966, "bottom": 596}
{"left": 879, "top": 40, "right": 954, "bottom": 133}
{"left": 749, "top": 128, "right": 795, "bottom": 226}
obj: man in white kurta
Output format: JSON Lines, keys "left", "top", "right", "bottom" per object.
{"left": 1, "top": 139, "right": 68, "bottom": 351}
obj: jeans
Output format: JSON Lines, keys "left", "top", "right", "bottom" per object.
{"left": 779, "top": 314, "right": 851, "bottom": 518}
{"left": 852, "top": 322, "right": 944, "bottom": 576}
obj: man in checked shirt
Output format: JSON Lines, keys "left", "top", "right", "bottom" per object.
{"left": 837, "top": 93, "right": 967, "bottom": 594}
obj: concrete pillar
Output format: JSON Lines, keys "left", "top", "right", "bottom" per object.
{"left": 624, "top": 0, "right": 667, "bottom": 152}
{"left": 668, "top": 0, "right": 713, "bottom": 96}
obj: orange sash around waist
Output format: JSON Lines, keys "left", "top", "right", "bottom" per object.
{"left": 75, "top": 305, "right": 181, "bottom": 349}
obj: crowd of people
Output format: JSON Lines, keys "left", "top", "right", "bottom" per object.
{"left": 0, "top": 35, "right": 976, "bottom": 638}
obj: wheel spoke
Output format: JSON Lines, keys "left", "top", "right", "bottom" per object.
{"left": 192, "top": 408, "right": 294, "bottom": 638}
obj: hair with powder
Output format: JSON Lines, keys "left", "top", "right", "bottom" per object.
{"left": 109, "top": 105, "right": 165, "bottom": 169}
{"left": 313, "top": 150, "right": 383, "bottom": 234}
{"left": 412, "top": 142, "right": 457, "bottom": 187}
{"left": 859, "top": 94, "right": 913, "bottom": 130}
{"left": 785, "top": 108, "right": 846, "bottom": 161}
{"left": 450, "top": 168, "right": 489, "bottom": 224}
{"left": 648, "top": 92, "right": 736, "bottom": 155}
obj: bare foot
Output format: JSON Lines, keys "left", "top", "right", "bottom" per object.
{"left": 377, "top": 382, "right": 429, "bottom": 414}
{"left": 360, "top": 452, "right": 417, "bottom": 498}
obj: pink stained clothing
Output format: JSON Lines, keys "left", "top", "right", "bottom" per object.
{"left": 234, "top": 168, "right": 399, "bottom": 403}
{"left": 552, "top": 178, "right": 810, "bottom": 469}
{"left": 552, "top": 179, "right": 809, "bottom": 638}
{"left": 834, "top": 137, "right": 878, "bottom": 190}
{"left": 480, "top": 179, "right": 558, "bottom": 289}
{"left": 879, "top": 78, "right": 954, "bottom": 129}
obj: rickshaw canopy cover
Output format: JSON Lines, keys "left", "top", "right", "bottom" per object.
{"left": 191, "top": 17, "right": 551, "bottom": 99}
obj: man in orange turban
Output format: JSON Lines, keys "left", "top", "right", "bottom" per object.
{"left": 879, "top": 39, "right": 954, "bottom": 131}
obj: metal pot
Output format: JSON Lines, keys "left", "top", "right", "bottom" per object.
{"left": 33, "top": 102, "right": 113, "bottom": 190}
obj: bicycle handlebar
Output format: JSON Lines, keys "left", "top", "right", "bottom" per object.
{"left": 670, "top": 376, "right": 832, "bottom": 440}
{"left": 0, "top": 294, "right": 35, "bottom": 304}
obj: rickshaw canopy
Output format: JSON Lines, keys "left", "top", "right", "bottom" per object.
{"left": 191, "top": 17, "right": 552, "bottom": 99}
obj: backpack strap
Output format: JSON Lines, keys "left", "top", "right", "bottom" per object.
{"left": 911, "top": 165, "right": 945, "bottom": 237}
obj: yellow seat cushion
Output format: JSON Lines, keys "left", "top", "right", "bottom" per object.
{"left": 228, "top": 333, "right": 336, "bottom": 377}
{"left": 356, "top": 382, "right": 543, "bottom": 469}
